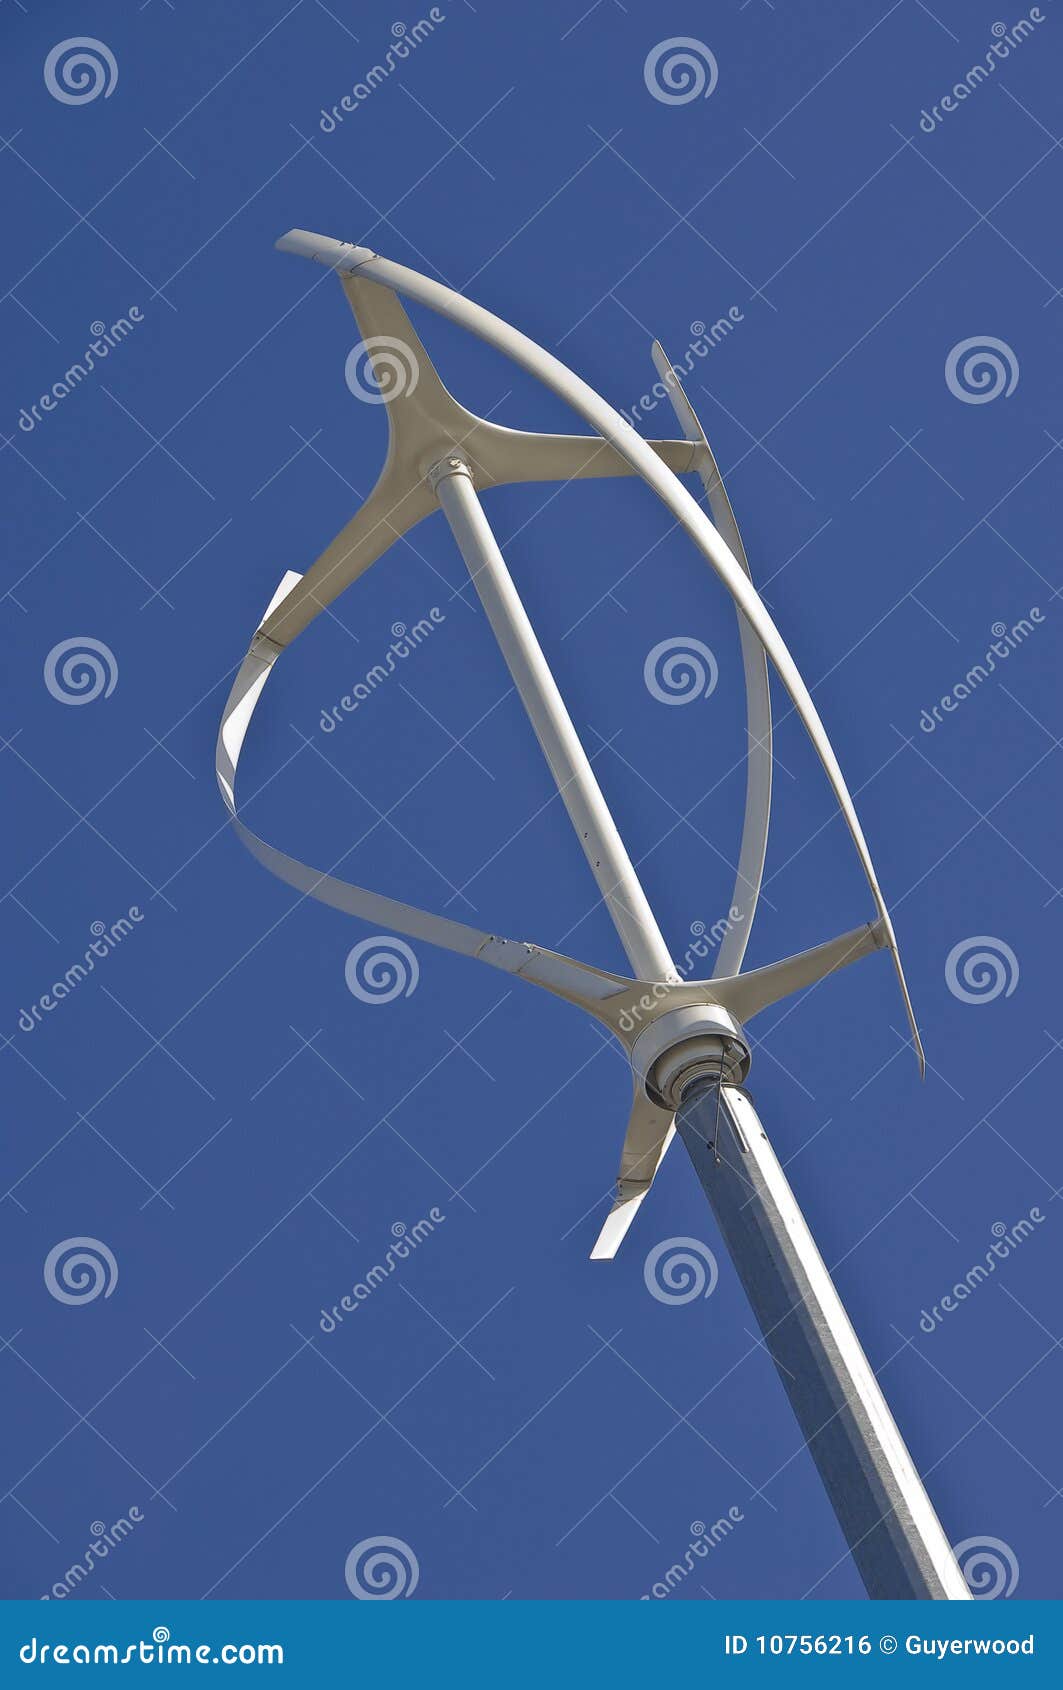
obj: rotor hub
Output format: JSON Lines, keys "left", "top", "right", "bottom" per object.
{"left": 629, "top": 1004, "right": 750, "bottom": 1111}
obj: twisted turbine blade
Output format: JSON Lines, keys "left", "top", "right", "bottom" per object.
{"left": 591, "top": 1088, "right": 676, "bottom": 1259}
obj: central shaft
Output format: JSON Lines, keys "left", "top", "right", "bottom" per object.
{"left": 431, "top": 456, "right": 677, "bottom": 985}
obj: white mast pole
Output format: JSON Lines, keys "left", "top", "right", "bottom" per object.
{"left": 679, "top": 1087, "right": 971, "bottom": 1599}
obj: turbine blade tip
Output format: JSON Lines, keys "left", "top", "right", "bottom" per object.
{"left": 589, "top": 1241, "right": 619, "bottom": 1262}
{"left": 590, "top": 1190, "right": 648, "bottom": 1259}
{"left": 275, "top": 229, "right": 376, "bottom": 271}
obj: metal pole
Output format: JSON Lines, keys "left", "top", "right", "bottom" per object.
{"left": 676, "top": 1084, "right": 970, "bottom": 1599}
{"left": 431, "top": 457, "right": 678, "bottom": 986}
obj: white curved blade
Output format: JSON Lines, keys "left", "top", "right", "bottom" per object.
{"left": 591, "top": 1088, "right": 675, "bottom": 1259}
{"left": 650, "top": 342, "right": 771, "bottom": 982}
{"left": 218, "top": 575, "right": 651, "bottom": 1003}
{"left": 218, "top": 572, "right": 494, "bottom": 958}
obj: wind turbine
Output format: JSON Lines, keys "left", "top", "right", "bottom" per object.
{"left": 217, "top": 230, "right": 970, "bottom": 1601}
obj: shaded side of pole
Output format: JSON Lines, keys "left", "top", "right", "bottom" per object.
{"left": 676, "top": 1085, "right": 969, "bottom": 1600}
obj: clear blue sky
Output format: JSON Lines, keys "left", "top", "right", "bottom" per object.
{"left": 2, "top": 0, "right": 1060, "bottom": 1600}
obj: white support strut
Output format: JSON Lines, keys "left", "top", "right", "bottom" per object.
{"left": 430, "top": 457, "right": 677, "bottom": 986}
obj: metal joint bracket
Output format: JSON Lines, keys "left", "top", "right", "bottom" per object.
{"left": 427, "top": 454, "right": 473, "bottom": 492}
{"left": 249, "top": 631, "right": 283, "bottom": 664}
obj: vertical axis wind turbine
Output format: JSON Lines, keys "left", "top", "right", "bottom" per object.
{"left": 217, "top": 231, "right": 969, "bottom": 1601}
